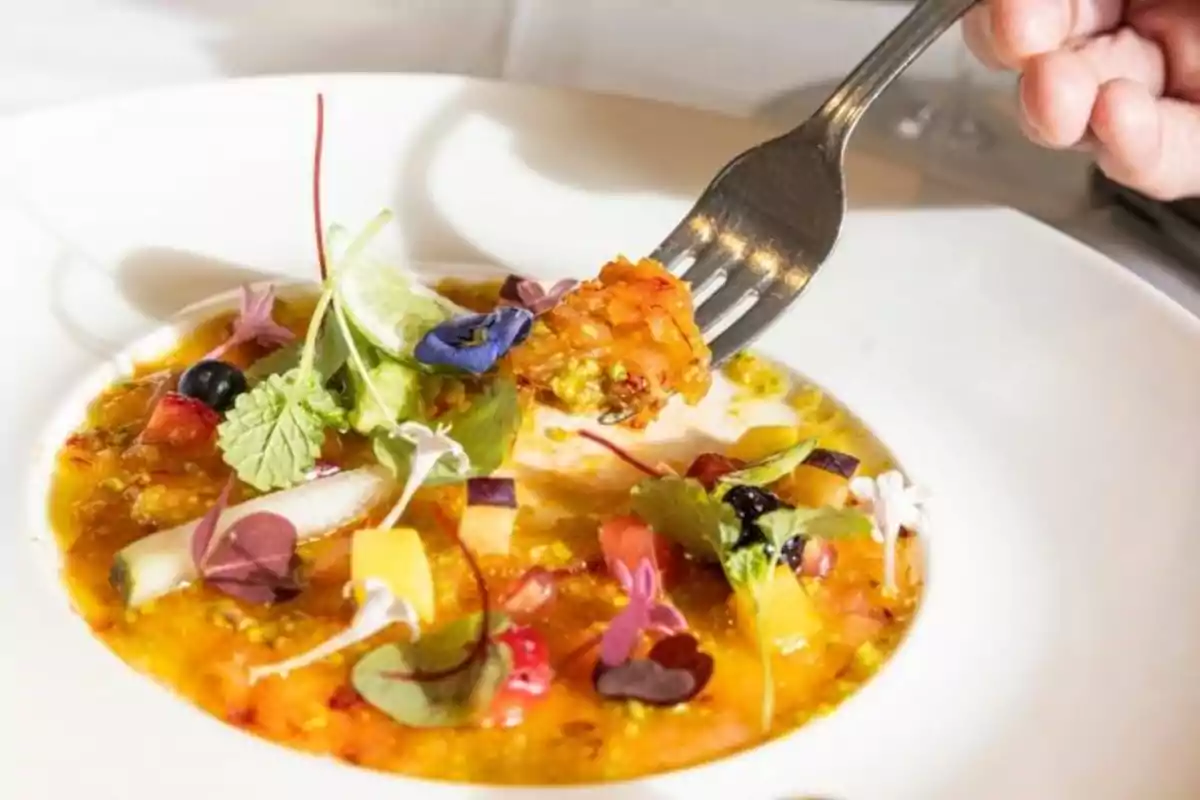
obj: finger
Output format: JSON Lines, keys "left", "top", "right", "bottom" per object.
{"left": 1019, "top": 29, "right": 1167, "bottom": 148}
{"left": 1129, "top": 0, "right": 1200, "bottom": 99}
{"left": 1091, "top": 79, "right": 1200, "bottom": 200}
{"left": 964, "top": 6, "right": 1006, "bottom": 70}
{"left": 987, "top": 0, "right": 1124, "bottom": 68}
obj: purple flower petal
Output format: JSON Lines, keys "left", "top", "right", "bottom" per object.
{"left": 594, "top": 658, "right": 696, "bottom": 705}
{"left": 600, "top": 605, "right": 645, "bottom": 666}
{"left": 414, "top": 307, "right": 533, "bottom": 374}
{"left": 498, "top": 275, "right": 578, "bottom": 316}
{"left": 592, "top": 634, "right": 713, "bottom": 706}
{"left": 414, "top": 326, "right": 500, "bottom": 373}
{"left": 206, "top": 284, "right": 295, "bottom": 360}
{"left": 633, "top": 559, "right": 657, "bottom": 601}
{"left": 646, "top": 602, "right": 688, "bottom": 633}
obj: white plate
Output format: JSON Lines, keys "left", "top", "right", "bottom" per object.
{"left": 2, "top": 74, "right": 1199, "bottom": 800}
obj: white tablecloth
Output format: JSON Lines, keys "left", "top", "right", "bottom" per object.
{"left": 7, "top": 0, "right": 1198, "bottom": 316}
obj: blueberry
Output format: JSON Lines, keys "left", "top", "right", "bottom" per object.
{"left": 724, "top": 485, "right": 795, "bottom": 551}
{"left": 178, "top": 360, "right": 248, "bottom": 413}
{"left": 779, "top": 535, "right": 806, "bottom": 572}
{"left": 723, "top": 485, "right": 782, "bottom": 526}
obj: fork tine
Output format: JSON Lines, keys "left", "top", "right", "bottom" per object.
{"left": 706, "top": 290, "right": 794, "bottom": 365}
{"left": 649, "top": 219, "right": 703, "bottom": 273}
{"left": 675, "top": 250, "right": 732, "bottom": 297}
{"left": 694, "top": 266, "right": 774, "bottom": 332}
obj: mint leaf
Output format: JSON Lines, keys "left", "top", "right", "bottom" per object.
{"left": 444, "top": 377, "right": 520, "bottom": 474}
{"left": 756, "top": 506, "right": 873, "bottom": 545}
{"left": 373, "top": 433, "right": 462, "bottom": 486}
{"left": 629, "top": 476, "right": 742, "bottom": 561}
{"left": 372, "top": 377, "right": 521, "bottom": 486}
{"left": 244, "top": 343, "right": 299, "bottom": 383}
{"left": 351, "top": 612, "right": 511, "bottom": 729}
{"left": 717, "top": 439, "right": 817, "bottom": 492}
{"left": 348, "top": 360, "right": 423, "bottom": 435}
{"left": 217, "top": 369, "right": 344, "bottom": 491}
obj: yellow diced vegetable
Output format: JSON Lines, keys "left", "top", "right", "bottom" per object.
{"left": 458, "top": 505, "right": 518, "bottom": 556}
{"left": 732, "top": 565, "right": 823, "bottom": 651}
{"left": 351, "top": 527, "right": 436, "bottom": 623}
{"left": 774, "top": 464, "right": 851, "bottom": 509}
{"left": 728, "top": 425, "right": 801, "bottom": 463}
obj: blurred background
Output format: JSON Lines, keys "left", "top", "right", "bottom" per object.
{"left": 6, "top": 0, "right": 1194, "bottom": 308}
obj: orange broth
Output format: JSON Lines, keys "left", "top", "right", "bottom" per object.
{"left": 47, "top": 293, "right": 922, "bottom": 784}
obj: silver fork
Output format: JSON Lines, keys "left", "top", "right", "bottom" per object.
{"left": 655, "top": 0, "right": 981, "bottom": 366}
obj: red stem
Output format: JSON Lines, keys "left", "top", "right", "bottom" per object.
{"left": 577, "top": 430, "right": 664, "bottom": 478}
{"left": 384, "top": 530, "right": 492, "bottom": 682}
{"left": 313, "top": 93, "right": 328, "bottom": 283}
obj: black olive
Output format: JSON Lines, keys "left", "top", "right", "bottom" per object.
{"left": 178, "top": 360, "right": 248, "bottom": 412}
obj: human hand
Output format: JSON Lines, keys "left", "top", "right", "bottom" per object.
{"left": 965, "top": 0, "right": 1200, "bottom": 199}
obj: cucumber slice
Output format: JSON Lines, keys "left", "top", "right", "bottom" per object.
{"left": 111, "top": 466, "right": 393, "bottom": 607}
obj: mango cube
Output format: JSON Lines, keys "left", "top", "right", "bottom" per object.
{"left": 733, "top": 565, "right": 823, "bottom": 651}
{"left": 458, "top": 505, "right": 518, "bottom": 556}
{"left": 774, "top": 464, "right": 851, "bottom": 509}
{"left": 351, "top": 527, "right": 436, "bottom": 623}
{"left": 728, "top": 425, "right": 801, "bottom": 463}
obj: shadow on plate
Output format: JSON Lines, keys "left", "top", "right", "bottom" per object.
{"left": 388, "top": 82, "right": 939, "bottom": 270}
{"left": 756, "top": 77, "right": 1093, "bottom": 221}
{"left": 115, "top": 246, "right": 275, "bottom": 321}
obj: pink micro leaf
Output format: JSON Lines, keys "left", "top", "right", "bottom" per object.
{"left": 206, "top": 284, "right": 295, "bottom": 360}
{"left": 598, "top": 556, "right": 687, "bottom": 666}
{"left": 190, "top": 478, "right": 301, "bottom": 605}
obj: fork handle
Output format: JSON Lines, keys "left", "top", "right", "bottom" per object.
{"left": 803, "top": 0, "right": 982, "bottom": 151}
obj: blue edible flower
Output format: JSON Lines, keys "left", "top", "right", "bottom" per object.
{"left": 414, "top": 306, "right": 534, "bottom": 374}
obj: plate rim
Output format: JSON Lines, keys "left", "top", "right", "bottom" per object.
{"left": 4, "top": 73, "right": 1200, "bottom": 800}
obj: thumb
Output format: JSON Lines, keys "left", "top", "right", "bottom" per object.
{"left": 1091, "top": 78, "right": 1200, "bottom": 200}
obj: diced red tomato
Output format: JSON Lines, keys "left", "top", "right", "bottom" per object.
{"left": 685, "top": 452, "right": 745, "bottom": 490}
{"left": 141, "top": 393, "right": 219, "bottom": 447}
{"left": 480, "top": 625, "right": 553, "bottom": 728}
{"left": 599, "top": 515, "right": 677, "bottom": 582}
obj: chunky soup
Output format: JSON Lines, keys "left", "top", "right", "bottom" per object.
{"left": 47, "top": 249, "right": 923, "bottom": 785}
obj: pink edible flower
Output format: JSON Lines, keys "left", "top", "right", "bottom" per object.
{"left": 206, "top": 284, "right": 295, "bottom": 360}
{"left": 599, "top": 558, "right": 687, "bottom": 667}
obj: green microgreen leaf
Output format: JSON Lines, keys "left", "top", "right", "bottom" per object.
{"left": 755, "top": 506, "right": 873, "bottom": 545}
{"left": 629, "top": 476, "right": 742, "bottom": 561}
{"left": 351, "top": 612, "right": 512, "bottom": 728}
{"left": 371, "top": 376, "right": 520, "bottom": 486}
{"left": 348, "top": 359, "right": 423, "bottom": 435}
{"left": 720, "top": 540, "right": 778, "bottom": 734}
{"left": 715, "top": 439, "right": 817, "bottom": 492}
{"left": 722, "top": 544, "right": 771, "bottom": 589}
